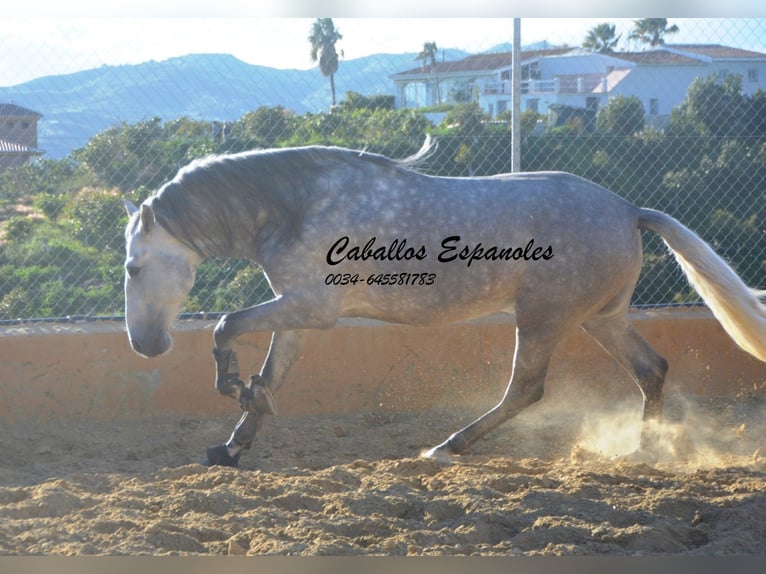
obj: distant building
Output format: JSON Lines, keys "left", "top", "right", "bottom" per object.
{"left": 0, "top": 103, "right": 44, "bottom": 170}
{"left": 390, "top": 44, "right": 766, "bottom": 129}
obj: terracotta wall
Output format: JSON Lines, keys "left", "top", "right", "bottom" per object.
{"left": 1, "top": 308, "right": 764, "bottom": 424}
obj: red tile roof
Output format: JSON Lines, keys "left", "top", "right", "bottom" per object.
{"left": 670, "top": 44, "right": 766, "bottom": 59}
{"left": 392, "top": 44, "right": 766, "bottom": 79}
{"left": 392, "top": 48, "right": 573, "bottom": 77}
{"left": 614, "top": 51, "right": 700, "bottom": 65}
{"left": 616, "top": 44, "right": 766, "bottom": 65}
{"left": 0, "top": 103, "right": 42, "bottom": 118}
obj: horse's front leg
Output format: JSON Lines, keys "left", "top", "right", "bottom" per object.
{"left": 205, "top": 330, "right": 311, "bottom": 466}
{"left": 205, "top": 296, "right": 335, "bottom": 467}
{"left": 212, "top": 345, "right": 278, "bottom": 416}
{"left": 212, "top": 295, "right": 334, "bottom": 405}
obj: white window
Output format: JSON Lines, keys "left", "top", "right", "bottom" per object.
{"left": 748, "top": 68, "right": 759, "bottom": 83}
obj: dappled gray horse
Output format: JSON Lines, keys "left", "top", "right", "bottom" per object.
{"left": 124, "top": 141, "right": 766, "bottom": 467}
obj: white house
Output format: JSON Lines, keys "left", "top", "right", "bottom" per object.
{"left": 390, "top": 44, "right": 766, "bottom": 128}
{"left": 608, "top": 45, "right": 766, "bottom": 128}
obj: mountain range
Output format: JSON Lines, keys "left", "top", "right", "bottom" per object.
{"left": 0, "top": 50, "right": 471, "bottom": 159}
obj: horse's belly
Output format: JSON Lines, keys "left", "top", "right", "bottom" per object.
{"left": 338, "top": 268, "right": 522, "bottom": 326}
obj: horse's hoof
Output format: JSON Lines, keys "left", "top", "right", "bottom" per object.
{"left": 621, "top": 447, "right": 659, "bottom": 466}
{"left": 420, "top": 445, "right": 454, "bottom": 464}
{"left": 201, "top": 445, "right": 241, "bottom": 467}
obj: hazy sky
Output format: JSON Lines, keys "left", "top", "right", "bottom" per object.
{"left": 2, "top": 4, "right": 765, "bottom": 86}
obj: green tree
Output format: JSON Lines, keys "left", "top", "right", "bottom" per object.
{"left": 669, "top": 73, "right": 746, "bottom": 138}
{"left": 441, "top": 103, "right": 488, "bottom": 137}
{"left": 0, "top": 159, "right": 86, "bottom": 202}
{"left": 596, "top": 95, "right": 645, "bottom": 136}
{"left": 337, "top": 92, "right": 395, "bottom": 112}
{"left": 309, "top": 18, "right": 343, "bottom": 107}
{"left": 64, "top": 189, "right": 126, "bottom": 251}
{"left": 628, "top": 18, "right": 679, "bottom": 48}
{"left": 236, "top": 106, "right": 295, "bottom": 148}
{"left": 73, "top": 116, "right": 213, "bottom": 192}
{"left": 583, "top": 23, "right": 621, "bottom": 53}
{"left": 497, "top": 108, "right": 543, "bottom": 141}
{"left": 289, "top": 104, "right": 431, "bottom": 157}
{"left": 746, "top": 89, "right": 766, "bottom": 138}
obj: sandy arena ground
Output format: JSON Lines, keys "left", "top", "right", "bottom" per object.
{"left": 0, "top": 390, "right": 764, "bottom": 556}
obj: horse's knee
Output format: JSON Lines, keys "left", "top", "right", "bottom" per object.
{"left": 213, "top": 347, "right": 243, "bottom": 399}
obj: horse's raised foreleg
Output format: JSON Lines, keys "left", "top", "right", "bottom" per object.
{"left": 423, "top": 326, "right": 560, "bottom": 462}
{"left": 213, "top": 330, "right": 304, "bottom": 411}
{"left": 213, "top": 294, "right": 336, "bottom": 353}
{"left": 205, "top": 296, "right": 333, "bottom": 467}
{"left": 232, "top": 329, "right": 309, "bottom": 413}
{"left": 211, "top": 296, "right": 334, "bottom": 408}
{"left": 205, "top": 330, "right": 312, "bottom": 467}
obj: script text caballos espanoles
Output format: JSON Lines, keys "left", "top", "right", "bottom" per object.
{"left": 326, "top": 235, "right": 554, "bottom": 268}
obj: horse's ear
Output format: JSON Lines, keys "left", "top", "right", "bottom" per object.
{"left": 124, "top": 200, "right": 138, "bottom": 216}
{"left": 140, "top": 203, "right": 156, "bottom": 234}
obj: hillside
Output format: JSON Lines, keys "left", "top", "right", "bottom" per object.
{"left": 0, "top": 51, "right": 467, "bottom": 159}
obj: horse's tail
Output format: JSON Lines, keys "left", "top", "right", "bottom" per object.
{"left": 638, "top": 207, "right": 766, "bottom": 362}
{"left": 397, "top": 135, "right": 438, "bottom": 169}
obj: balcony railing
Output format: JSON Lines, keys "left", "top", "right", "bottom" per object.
{"left": 483, "top": 76, "right": 605, "bottom": 96}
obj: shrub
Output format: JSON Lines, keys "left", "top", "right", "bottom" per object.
{"left": 596, "top": 95, "right": 645, "bottom": 136}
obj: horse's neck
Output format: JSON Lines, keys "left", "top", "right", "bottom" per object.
{"left": 200, "top": 196, "right": 282, "bottom": 262}
{"left": 204, "top": 224, "right": 258, "bottom": 261}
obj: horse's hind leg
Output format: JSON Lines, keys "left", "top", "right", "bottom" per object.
{"left": 423, "top": 325, "right": 561, "bottom": 461}
{"left": 581, "top": 313, "right": 668, "bottom": 451}
{"left": 204, "top": 330, "right": 309, "bottom": 467}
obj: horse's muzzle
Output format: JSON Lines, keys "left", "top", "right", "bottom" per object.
{"left": 129, "top": 331, "right": 172, "bottom": 358}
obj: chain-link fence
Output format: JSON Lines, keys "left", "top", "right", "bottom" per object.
{"left": 0, "top": 18, "right": 765, "bottom": 322}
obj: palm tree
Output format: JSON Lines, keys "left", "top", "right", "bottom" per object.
{"left": 628, "top": 18, "right": 679, "bottom": 48}
{"left": 583, "top": 23, "right": 621, "bottom": 53}
{"left": 416, "top": 41, "right": 439, "bottom": 67}
{"left": 416, "top": 41, "right": 440, "bottom": 104}
{"left": 309, "top": 18, "right": 343, "bottom": 106}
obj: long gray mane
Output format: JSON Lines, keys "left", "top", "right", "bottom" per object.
{"left": 146, "top": 142, "right": 432, "bottom": 258}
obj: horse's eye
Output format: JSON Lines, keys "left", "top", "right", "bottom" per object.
{"left": 126, "top": 264, "right": 141, "bottom": 278}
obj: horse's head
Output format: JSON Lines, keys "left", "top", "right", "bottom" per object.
{"left": 124, "top": 200, "right": 201, "bottom": 357}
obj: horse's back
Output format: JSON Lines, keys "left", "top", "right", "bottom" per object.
{"left": 431, "top": 170, "right": 640, "bottom": 236}
{"left": 325, "top": 168, "right": 642, "bottom": 326}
